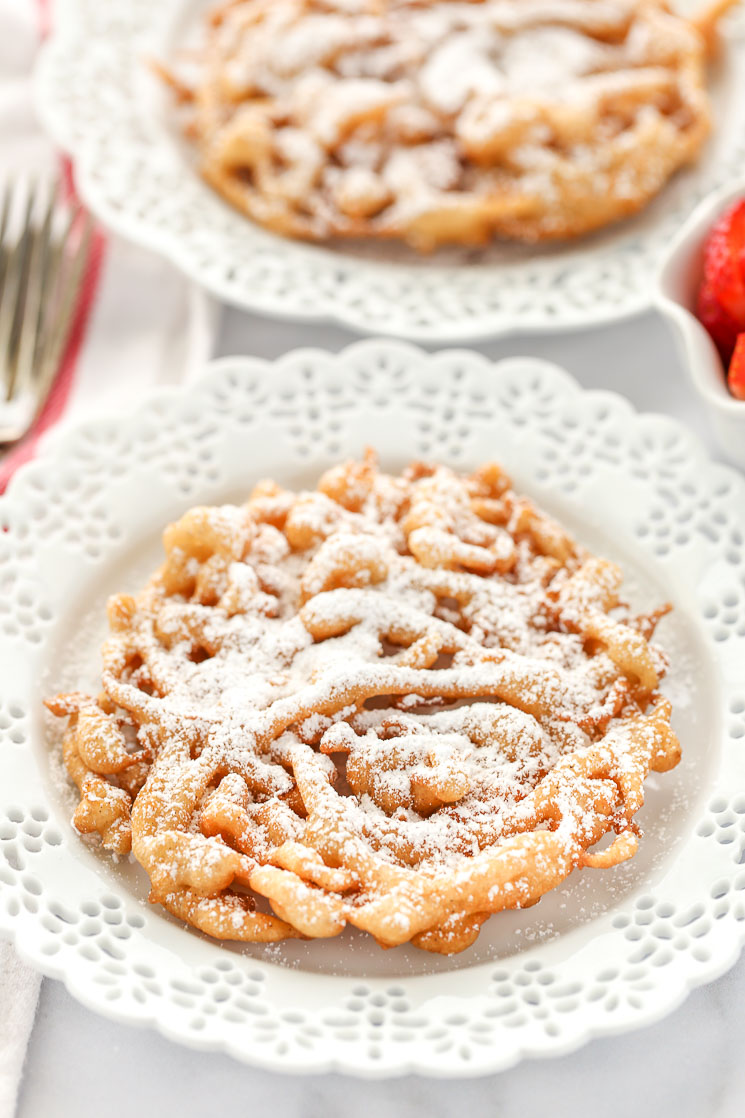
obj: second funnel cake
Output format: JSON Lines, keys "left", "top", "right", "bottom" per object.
{"left": 163, "top": 0, "right": 732, "bottom": 250}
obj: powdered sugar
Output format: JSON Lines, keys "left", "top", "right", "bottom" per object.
{"left": 175, "top": 0, "right": 714, "bottom": 247}
{"left": 86, "top": 460, "right": 675, "bottom": 894}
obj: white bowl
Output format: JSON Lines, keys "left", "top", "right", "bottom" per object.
{"left": 656, "top": 180, "right": 745, "bottom": 470}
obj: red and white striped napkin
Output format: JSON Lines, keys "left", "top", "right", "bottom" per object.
{"left": 0, "top": 0, "right": 216, "bottom": 495}
{"left": 0, "top": 2, "right": 216, "bottom": 1114}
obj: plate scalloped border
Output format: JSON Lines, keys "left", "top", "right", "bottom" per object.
{"left": 1, "top": 341, "right": 745, "bottom": 1077}
{"left": 34, "top": 0, "right": 745, "bottom": 342}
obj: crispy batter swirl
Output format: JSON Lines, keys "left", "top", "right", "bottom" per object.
{"left": 48, "top": 453, "right": 680, "bottom": 953}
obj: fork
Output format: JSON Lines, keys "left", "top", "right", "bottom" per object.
{"left": 0, "top": 177, "right": 95, "bottom": 447}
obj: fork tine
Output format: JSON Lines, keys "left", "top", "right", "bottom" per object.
{"left": 37, "top": 201, "right": 75, "bottom": 345}
{"left": 0, "top": 180, "right": 36, "bottom": 401}
{"left": 31, "top": 209, "right": 95, "bottom": 426}
{"left": 0, "top": 181, "right": 10, "bottom": 245}
{"left": 0, "top": 181, "right": 11, "bottom": 294}
{"left": 0, "top": 180, "right": 22, "bottom": 402}
{"left": 0, "top": 187, "right": 98, "bottom": 447}
{"left": 8, "top": 181, "right": 40, "bottom": 362}
{"left": 13, "top": 179, "right": 58, "bottom": 401}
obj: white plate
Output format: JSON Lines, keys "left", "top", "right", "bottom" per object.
{"left": 35, "top": 0, "right": 745, "bottom": 342}
{"left": 2, "top": 342, "right": 745, "bottom": 1077}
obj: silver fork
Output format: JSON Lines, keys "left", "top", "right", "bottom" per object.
{"left": 0, "top": 177, "right": 95, "bottom": 447}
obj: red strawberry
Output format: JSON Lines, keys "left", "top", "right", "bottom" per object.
{"left": 696, "top": 279, "right": 741, "bottom": 363}
{"left": 701, "top": 199, "right": 745, "bottom": 326}
{"left": 728, "top": 333, "right": 745, "bottom": 401}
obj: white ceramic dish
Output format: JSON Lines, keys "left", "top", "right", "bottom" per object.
{"left": 35, "top": 0, "right": 745, "bottom": 342}
{"left": 656, "top": 179, "right": 745, "bottom": 471}
{"left": 1, "top": 342, "right": 745, "bottom": 1077}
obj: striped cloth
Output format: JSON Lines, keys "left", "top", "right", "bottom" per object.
{"left": 0, "top": 0, "right": 215, "bottom": 494}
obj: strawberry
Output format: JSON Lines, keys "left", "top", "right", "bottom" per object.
{"left": 728, "top": 333, "right": 745, "bottom": 401}
{"left": 696, "top": 278, "right": 741, "bottom": 362}
{"left": 700, "top": 199, "right": 745, "bottom": 327}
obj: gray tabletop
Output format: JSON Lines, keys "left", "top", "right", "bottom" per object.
{"left": 18, "top": 304, "right": 745, "bottom": 1118}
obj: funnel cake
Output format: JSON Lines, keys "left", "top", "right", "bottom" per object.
{"left": 162, "top": 0, "right": 734, "bottom": 250}
{"left": 47, "top": 455, "right": 681, "bottom": 954}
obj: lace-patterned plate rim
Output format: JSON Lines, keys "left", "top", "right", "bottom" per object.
{"left": 1, "top": 341, "right": 745, "bottom": 1078}
{"left": 33, "top": 0, "right": 745, "bottom": 341}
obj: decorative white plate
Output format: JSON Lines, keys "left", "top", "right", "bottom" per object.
{"left": 1, "top": 342, "right": 745, "bottom": 1077}
{"left": 35, "top": 0, "right": 745, "bottom": 341}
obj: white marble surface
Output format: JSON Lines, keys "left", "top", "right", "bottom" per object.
{"left": 16, "top": 305, "right": 745, "bottom": 1118}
